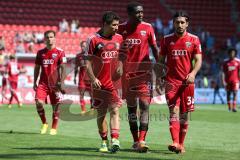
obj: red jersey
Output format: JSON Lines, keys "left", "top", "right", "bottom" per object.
{"left": 35, "top": 47, "right": 67, "bottom": 84}
{"left": 118, "top": 21, "right": 157, "bottom": 64}
{"left": 160, "top": 32, "right": 202, "bottom": 84}
{"left": 85, "top": 33, "right": 123, "bottom": 90}
{"left": 7, "top": 61, "right": 20, "bottom": 82}
{"left": 76, "top": 52, "right": 88, "bottom": 82}
{"left": 222, "top": 58, "right": 240, "bottom": 83}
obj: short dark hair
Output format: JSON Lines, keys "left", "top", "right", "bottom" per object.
{"left": 127, "top": 1, "right": 143, "bottom": 14}
{"left": 44, "top": 30, "right": 56, "bottom": 38}
{"left": 228, "top": 48, "right": 237, "bottom": 55}
{"left": 173, "top": 11, "right": 190, "bottom": 22}
{"left": 102, "top": 11, "right": 120, "bottom": 25}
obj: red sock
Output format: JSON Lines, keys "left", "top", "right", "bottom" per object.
{"left": 179, "top": 122, "right": 188, "bottom": 145}
{"left": 233, "top": 101, "right": 236, "bottom": 109}
{"left": 131, "top": 130, "right": 139, "bottom": 142}
{"left": 111, "top": 128, "right": 119, "bottom": 139}
{"left": 169, "top": 119, "right": 180, "bottom": 144}
{"left": 99, "top": 131, "right": 108, "bottom": 140}
{"left": 37, "top": 108, "right": 47, "bottom": 124}
{"left": 139, "top": 130, "right": 147, "bottom": 142}
{"left": 52, "top": 111, "right": 59, "bottom": 129}
{"left": 227, "top": 101, "right": 231, "bottom": 110}
{"left": 80, "top": 99, "right": 86, "bottom": 111}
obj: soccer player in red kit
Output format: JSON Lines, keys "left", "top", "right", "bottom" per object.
{"left": 6, "top": 55, "right": 26, "bottom": 108}
{"left": 34, "top": 30, "right": 66, "bottom": 135}
{"left": 156, "top": 11, "right": 202, "bottom": 154}
{"left": 222, "top": 48, "right": 240, "bottom": 112}
{"left": 118, "top": 2, "right": 159, "bottom": 152}
{"left": 85, "top": 11, "right": 122, "bottom": 153}
{"left": 74, "top": 41, "right": 92, "bottom": 114}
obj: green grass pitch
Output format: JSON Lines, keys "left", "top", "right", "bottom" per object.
{"left": 0, "top": 103, "right": 240, "bottom": 160}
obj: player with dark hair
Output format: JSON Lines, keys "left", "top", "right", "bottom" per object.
{"left": 74, "top": 41, "right": 92, "bottom": 114}
{"left": 85, "top": 11, "right": 123, "bottom": 153}
{"left": 156, "top": 11, "right": 202, "bottom": 153}
{"left": 34, "top": 30, "right": 67, "bottom": 135}
{"left": 222, "top": 48, "right": 240, "bottom": 112}
{"left": 6, "top": 55, "right": 26, "bottom": 108}
{"left": 118, "top": 1, "right": 159, "bottom": 152}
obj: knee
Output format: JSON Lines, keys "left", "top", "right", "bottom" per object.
{"left": 110, "top": 107, "right": 119, "bottom": 117}
{"left": 35, "top": 99, "right": 44, "bottom": 108}
{"left": 169, "top": 107, "right": 179, "bottom": 119}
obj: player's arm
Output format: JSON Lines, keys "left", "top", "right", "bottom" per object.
{"left": 33, "top": 64, "right": 40, "bottom": 91}
{"left": 155, "top": 54, "right": 166, "bottom": 95}
{"left": 74, "top": 57, "right": 79, "bottom": 85}
{"left": 85, "top": 59, "right": 101, "bottom": 89}
{"left": 186, "top": 54, "right": 202, "bottom": 84}
{"left": 150, "top": 44, "right": 159, "bottom": 62}
{"left": 221, "top": 71, "right": 226, "bottom": 87}
{"left": 57, "top": 63, "right": 66, "bottom": 94}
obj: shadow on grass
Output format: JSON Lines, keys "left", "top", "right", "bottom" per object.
{"left": 5, "top": 147, "right": 176, "bottom": 160}
{"left": 0, "top": 130, "right": 38, "bottom": 135}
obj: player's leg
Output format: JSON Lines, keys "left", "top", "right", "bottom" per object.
{"left": 178, "top": 84, "right": 195, "bottom": 154}
{"left": 79, "top": 88, "right": 86, "bottom": 113}
{"left": 166, "top": 85, "right": 181, "bottom": 153}
{"left": 127, "top": 97, "right": 139, "bottom": 150}
{"left": 35, "top": 84, "right": 48, "bottom": 134}
{"left": 232, "top": 90, "right": 237, "bottom": 112}
{"left": 138, "top": 96, "right": 151, "bottom": 152}
{"left": 217, "top": 90, "right": 224, "bottom": 104}
{"left": 227, "top": 91, "right": 232, "bottom": 111}
{"left": 97, "top": 107, "right": 108, "bottom": 152}
{"left": 8, "top": 81, "right": 21, "bottom": 108}
{"left": 109, "top": 105, "right": 120, "bottom": 153}
{"left": 49, "top": 91, "right": 63, "bottom": 135}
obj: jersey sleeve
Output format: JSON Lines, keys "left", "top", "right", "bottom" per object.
{"left": 85, "top": 37, "right": 95, "bottom": 58}
{"left": 193, "top": 37, "right": 202, "bottom": 55}
{"left": 35, "top": 51, "right": 41, "bottom": 65}
{"left": 159, "top": 37, "right": 167, "bottom": 56}
{"left": 148, "top": 25, "right": 157, "bottom": 46}
{"left": 58, "top": 50, "right": 67, "bottom": 65}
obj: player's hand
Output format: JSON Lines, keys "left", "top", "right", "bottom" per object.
{"left": 33, "top": 83, "right": 37, "bottom": 91}
{"left": 155, "top": 78, "right": 165, "bottom": 95}
{"left": 186, "top": 72, "right": 196, "bottom": 84}
{"left": 112, "top": 62, "right": 123, "bottom": 81}
{"left": 74, "top": 78, "right": 77, "bottom": 85}
{"left": 57, "top": 82, "right": 66, "bottom": 94}
{"left": 92, "top": 78, "right": 102, "bottom": 89}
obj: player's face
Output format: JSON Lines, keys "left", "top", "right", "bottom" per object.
{"left": 105, "top": 20, "right": 119, "bottom": 35}
{"left": 81, "top": 42, "right": 87, "bottom": 52}
{"left": 229, "top": 50, "right": 236, "bottom": 59}
{"left": 174, "top": 17, "right": 189, "bottom": 35}
{"left": 45, "top": 32, "right": 56, "bottom": 46}
{"left": 130, "top": 6, "right": 144, "bottom": 23}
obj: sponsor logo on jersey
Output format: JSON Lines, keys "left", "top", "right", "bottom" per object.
{"left": 101, "top": 51, "right": 118, "bottom": 59}
{"left": 172, "top": 50, "right": 187, "bottom": 56}
{"left": 52, "top": 53, "right": 57, "bottom": 59}
{"left": 126, "top": 38, "right": 141, "bottom": 45}
{"left": 43, "top": 59, "right": 54, "bottom": 65}
{"left": 140, "top": 30, "right": 146, "bottom": 36}
{"left": 170, "top": 42, "right": 175, "bottom": 45}
{"left": 185, "top": 42, "right": 192, "bottom": 48}
{"left": 228, "top": 66, "right": 236, "bottom": 71}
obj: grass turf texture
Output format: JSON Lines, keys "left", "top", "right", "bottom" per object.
{"left": 0, "top": 104, "right": 240, "bottom": 160}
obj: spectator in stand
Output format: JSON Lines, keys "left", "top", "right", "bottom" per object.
{"left": 15, "top": 40, "right": 25, "bottom": 54}
{"left": 0, "top": 35, "right": 5, "bottom": 51}
{"left": 235, "top": 39, "right": 240, "bottom": 58}
{"left": 206, "top": 32, "right": 215, "bottom": 51}
{"left": 14, "top": 32, "right": 23, "bottom": 43}
{"left": 154, "top": 16, "right": 163, "bottom": 35}
{"left": 71, "top": 19, "right": 79, "bottom": 33}
{"left": 35, "top": 32, "right": 44, "bottom": 44}
{"left": 59, "top": 18, "right": 69, "bottom": 32}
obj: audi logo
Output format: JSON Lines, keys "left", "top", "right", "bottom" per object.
{"left": 126, "top": 39, "right": 141, "bottom": 45}
{"left": 43, "top": 59, "right": 54, "bottom": 65}
{"left": 101, "top": 51, "right": 118, "bottom": 59}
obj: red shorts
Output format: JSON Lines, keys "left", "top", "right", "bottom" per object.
{"left": 165, "top": 83, "right": 195, "bottom": 114}
{"left": 35, "top": 83, "right": 63, "bottom": 105}
{"left": 9, "top": 80, "right": 18, "bottom": 90}
{"left": 122, "top": 72, "right": 152, "bottom": 103}
{"left": 92, "top": 88, "right": 121, "bottom": 109}
{"left": 226, "top": 82, "right": 239, "bottom": 91}
{"left": 79, "top": 80, "right": 91, "bottom": 91}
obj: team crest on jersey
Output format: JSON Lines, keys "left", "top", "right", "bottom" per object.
{"left": 185, "top": 42, "right": 192, "bottom": 48}
{"left": 115, "top": 43, "right": 120, "bottom": 50}
{"left": 97, "top": 43, "right": 104, "bottom": 50}
{"left": 140, "top": 30, "right": 146, "bottom": 36}
{"left": 170, "top": 42, "right": 175, "bottom": 45}
{"left": 52, "top": 53, "right": 57, "bottom": 59}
